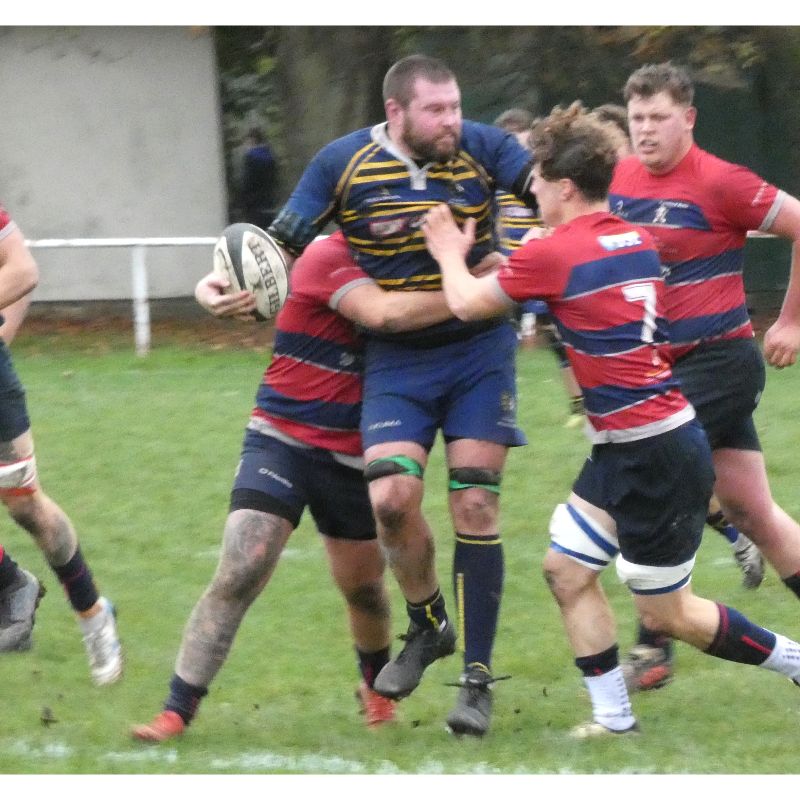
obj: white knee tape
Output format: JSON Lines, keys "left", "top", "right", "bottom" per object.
{"left": 615, "top": 554, "right": 695, "bottom": 594}
{"left": 0, "top": 455, "right": 37, "bottom": 490}
{"left": 548, "top": 502, "right": 619, "bottom": 571}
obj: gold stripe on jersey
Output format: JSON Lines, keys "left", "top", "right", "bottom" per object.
{"left": 348, "top": 167, "right": 412, "bottom": 186}
{"left": 339, "top": 200, "right": 444, "bottom": 224}
{"left": 499, "top": 236, "right": 524, "bottom": 252}
{"left": 336, "top": 141, "right": 385, "bottom": 208}
{"left": 459, "top": 150, "right": 494, "bottom": 189}
{"left": 350, "top": 228, "right": 493, "bottom": 259}
{"left": 347, "top": 224, "right": 494, "bottom": 248}
{"left": 341, "top": 200, "right": 493, "bottom": 230}
{"left": 376, "top": 274, "right": 443, "bottom": 290}
{"left": 427, "top": 163, "right": 482, "bottom": 181}
{"left": 501, "top": 219, "right": 540, "bottom": 230}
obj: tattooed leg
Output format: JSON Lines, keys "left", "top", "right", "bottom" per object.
{"left": 0, "top": 431, "right": 79, "bottom": 566}
{"left": 175, "top": 508, "right": 292, "bottom": 688}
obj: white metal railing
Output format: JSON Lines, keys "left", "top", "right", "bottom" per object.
{"left": 25, "top": 237, "right": 216, "bottom": 356}
{"left": 24, "top": 231, "right": 778, "bottom": 357}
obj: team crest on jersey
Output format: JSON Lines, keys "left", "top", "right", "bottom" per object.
{"left": 369, "top": 218, "right": 408, "bottom": 238}
{"left": 598, "top": 231, "right": 642, "bottom": 251}
{"left": 504, "top": 206, "right": 536, "bottom": 219}
{"left": 652, "top": 203, "right": 670, "bottom": 225}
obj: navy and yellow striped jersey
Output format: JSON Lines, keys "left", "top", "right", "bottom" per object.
{"left": 269, "top": 121, "right": 533, "bottom": 345}
{"left": 494, "top": 191, "right": 542, "bottom": 257}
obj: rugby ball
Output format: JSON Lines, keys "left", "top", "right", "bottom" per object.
{"left": 212, "top": 223, "right": 289, "bottom": 321}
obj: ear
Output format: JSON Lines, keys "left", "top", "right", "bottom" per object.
{"left": 385, "top": 98, "right": 403, "bottom": 126}
{"left": 559, "top": 178, "right": 576, "bottom": 201}
{"left": 685, "top": 105, "right": 697, "bottom": 130}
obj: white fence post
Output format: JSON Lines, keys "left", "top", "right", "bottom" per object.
{"left": 25, "top": 236, "right": 217, "bottom": 355}
{"left": 131, "top": 244, "right": 150, "bottom": 357}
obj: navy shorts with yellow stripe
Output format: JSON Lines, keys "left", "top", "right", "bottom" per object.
{"left": 230, "top": 429, "right": 376, "bottom": 541}
{"left": 361, "top": 322, "right": 526, "bottom": 451}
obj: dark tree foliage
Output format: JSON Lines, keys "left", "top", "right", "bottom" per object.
{"left": 214, "top": 26, "right": 800, "bottom": 210}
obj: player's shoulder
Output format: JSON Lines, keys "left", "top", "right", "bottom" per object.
{"left": 688, "top": 145, "right": 772, "bottom": 206}
{"left": 316, "top": 126, "right": 378, "bottom": 162}
{"left": 292, "top": 232, "right": 349, "bottom": 281}
{"left": 460, "top": 119, "right": 513, "bottom": 150}
{"left": 692, "top": 144, "right": 761, "bottom": 182}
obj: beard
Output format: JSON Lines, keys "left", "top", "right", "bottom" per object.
{"left": 401, "top": 118, "right": 460, "bottom": 163}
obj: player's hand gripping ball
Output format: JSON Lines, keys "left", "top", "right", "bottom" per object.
{"left": 213, "top": 223, "right": 289, "bottom": 321}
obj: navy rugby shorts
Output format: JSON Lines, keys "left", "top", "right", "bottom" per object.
{"left": 673, "top": 338, "right": 765, "bottom": 452}
{"left": 572, "top": 420, "right": 715, "bottom": 569}
{"left": 230, "top": 429, "right": 376, "bottom": 541}
{"left": 360, "top": 323, "right": 526, "bottom": 451}
{"left": 0, "top": 341, "right": 30, "bottom": 442}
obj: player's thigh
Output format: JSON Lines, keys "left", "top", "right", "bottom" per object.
{"left": 547, "top": 482, "right": 620, "bottom": 577}
{"left": 0, "top": 343, "right": 38, "bottom": 500}
{"left": 361, "top": 341, "right": 444, "bottom": 451}
{"left": 608, "top": 422, "right": 714, "bottom": 569}
{"left": 0, "top": 340, "right": 31, "bottom": 445}
{"left": 712, "top": 447, "right": 774, "bottom": 521}
{"left": 229, "top": 429, "right": 314, "bottom": 528}
{"left": 307, "top": 457, "right": 377, "bottom": 542}
{"left": 214, "top": 508, "right": 294, "bottom": 597}
{"left": 441, "top": 325, "right": 526, "bottom": 447}
{"left": 675, "top": 340, "right": 765, "bottom": 450}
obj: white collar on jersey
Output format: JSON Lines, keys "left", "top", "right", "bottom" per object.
{"left": 371, "top": 122, "right": 432, "bottom": 190}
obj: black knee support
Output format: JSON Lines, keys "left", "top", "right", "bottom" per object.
{"left": 448, "top": 467, "right": 501, "bottom": 494}
{"left": 364, "top": 455, "right": 424, "bottom": 483}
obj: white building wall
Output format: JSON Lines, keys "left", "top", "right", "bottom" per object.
{"left": 0, "top": 26, "right": 227, "bottom": 300}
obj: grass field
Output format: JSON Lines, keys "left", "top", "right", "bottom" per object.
{"left": 1, "top": 325, "right": 799, "bottom": 781}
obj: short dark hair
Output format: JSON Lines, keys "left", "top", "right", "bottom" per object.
{"left": 383, "top": 54, "right": 456, "bottom": 108}
{"left": 623, "top": 62, "right": 694, "bottom": 106}
{"left": 493, "top": 108, "right": 534, "bottom": 133}
{"left": 530, "top": 102, "right": 619, "bottom": 201}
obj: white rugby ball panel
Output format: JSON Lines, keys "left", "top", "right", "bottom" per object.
{"left": 212, "top": 223, "right": 288, "bottom": 321}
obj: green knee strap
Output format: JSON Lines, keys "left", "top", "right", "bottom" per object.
{"left": 364, "top": 455, "right": 425, "bottom": 482}
{"left": 448, "top": 467, "right": 501, "bottom": 494}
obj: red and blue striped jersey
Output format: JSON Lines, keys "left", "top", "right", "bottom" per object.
{"left": 493, "top": 212, "right": 692, "bottom": 443}
{"left": 248, "top": 232, "right": 372, "bottom": 457}
{"left": 609, "top": 144, "right": 784, "bottom": 359}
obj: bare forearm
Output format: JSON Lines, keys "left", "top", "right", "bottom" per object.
{"left": 439, "top": 253, "right": 503, "bottom": 321}
{"left": 377, "top": 291, "right": 452, "bottom": 332}
{"left": 0, "top": 231, "right": 39, "bottom": 312}
{"left": 0, "top": 294, "right": 32, "bottom": 343}
{"left": 776, "top": 244, "right": 800, "bottom": 322}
